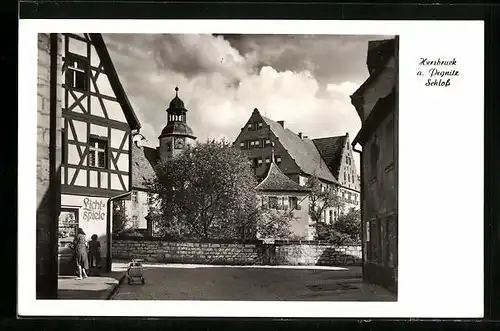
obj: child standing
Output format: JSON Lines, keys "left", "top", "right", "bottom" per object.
{"left": 88, "top": 234, "right": 101, "bottom": 271}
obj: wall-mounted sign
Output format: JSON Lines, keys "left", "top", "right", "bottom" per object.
{"left": 82, "top": 197, "right": 106, "bottom": 223}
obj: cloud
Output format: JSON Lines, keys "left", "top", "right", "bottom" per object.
{"left": 102, "top": 33, "right": 375, "bottom": 170}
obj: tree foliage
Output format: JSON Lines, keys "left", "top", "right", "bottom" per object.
{"left": 112, "top": 200, "right": 128, "bottom": 234}
{"left": 315, "top": 207, "right": 361, "bottom": 245}
{"left": 255, "top": 208, "right": 297, "bottom": 240}
{"left": 305, "top": 174, "right": 343, "bottom": 226}
{"left": 149, "top": 139, "right": 260, "bottom": 240}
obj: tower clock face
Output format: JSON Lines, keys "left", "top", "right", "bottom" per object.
{"left": 175, "top": 137, "right": 185, "bottom": 149}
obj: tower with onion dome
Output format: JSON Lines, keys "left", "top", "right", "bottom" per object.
{"left": 158, "top": 87, "right": 197, "bottom": 161}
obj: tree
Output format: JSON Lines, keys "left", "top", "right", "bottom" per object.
{"left": 112, "top": 200, "right": 128, "bottom": 234}
{"left": 315, "top": 207, "right": 361, "bottom": 245}
{"left": 255, "top": 208, "right": 298, "bottom": 240}
{"left": 149, "top": 139, "right": 260, "bottom": 240}
{"left": 305, "top": 174, "right": 343, "bottom": 231}
{"left": 334, "top": 207, "right": 361, "bottom": 242}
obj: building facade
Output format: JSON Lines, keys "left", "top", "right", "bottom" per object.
{"left": 233, "top": 108, "right": 360, "bottom": 239}
{"left": 351, "top": 37, "right": 399, "bottom": 293}
{"left": 54, "top": 33, "right": 143, "bottom": 274}
{"left": 255, "top": 149, "right": 312, "bottom": 240}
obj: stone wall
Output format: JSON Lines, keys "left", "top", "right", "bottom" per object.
{"left": 112, "top": 237, "right": 361, "bottom": 267}
{"left": 274, "top": 241, "right": 362, "bottom": 266}
{"left": 112, "top": 238, "right": 263, "bottom": 265}
{"left": 37, "top": 33, "right": 63, "bottom": 298}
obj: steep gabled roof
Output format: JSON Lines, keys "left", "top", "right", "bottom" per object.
{"left": 88, "top": 33, "right": 141, "bottom": 131}
{"left": 256, "top": 162, "right": 310, "bottom": 193}
{"left": 131, "top": 143, "right": 158, "bottom": 190}
{"left": 353, "top": 87, "right": 396, "bottom": 146}
{"left": 351, "top": 38, "right": 396, "bottom": 99}
{"left": 313, "top": 135, "right": 347, "bottom": 178}
{"left": 350, "top": 38, "right": 397, "bottom": 120}
{"left": 261, "top": 116, "right": 338, "bottom": 184}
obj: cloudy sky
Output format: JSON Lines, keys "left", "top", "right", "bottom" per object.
{"left": 103, "top": 33, "right": 392, "bottom": 167}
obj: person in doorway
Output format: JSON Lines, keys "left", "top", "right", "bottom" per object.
{"left": 88, "top": 234, "right": 101, "bottom": 271}
{"left": 73, "top": 227, "right": 89, "bottom": 280}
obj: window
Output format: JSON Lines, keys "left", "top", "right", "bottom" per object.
{"left": 265, "top": 139, "right": 271, "bottom": 146}
{"left": 276, "top": 156, "right": 282, "bottom": 164}
{"left": 348, "top": 174, "right": 351, "bottom": 183}
{"left": 66, "top": 54, "right": 89, "bottom": 91}
{"left": 258, "top": 122, "right": 263, "bottom": 129}
{"left": 132, "top": 215, "right": 138, "bottom": 228}
{"left": 252, "top": 158, "right": 259, "bottom": 168}
{"left": 89, "top": 136, "right": 108, "bottom": 169}
{"left": 265, "top": 158, "right": 271, "bottom": 164}
{"left": 329, "top": 210, "right": 333, "bottom": 223}
{"left": 344, "top": 172, "right": 346, "bottom": 182}
{"left": 247, "top": 123, "right": 253, "bottom": 130}
{"left": 289, "top": 197, "right": 298, "bottom": 210}
{"left": 250, "top": 141, "right": 255, "bottom": 147}
{"left": 257, "top": 158, "right": 263, "bottom": 166}
{"left": 370, "top": 139, "right": 379, "bottom": 178}
{"left": 239, "top": 142, "right": 245, "bottom": 148}
{"left": 255, "top": 140, "right": 260, "bottom": 147}
{"left": 261, "top": 196, "right": 268, "bottom": 208}
{"left": 132, "top": 191, "right": 138, "bottom": 203}
{"left": 269, "top": 196, "right": 279, "bottom": 209}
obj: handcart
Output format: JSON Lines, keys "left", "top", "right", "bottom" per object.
{"left": 127, "top": 259, "right": 145, "bottom": 285}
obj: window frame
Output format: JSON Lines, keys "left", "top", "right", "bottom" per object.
{"left": 88, "top": 135, "right": 108, "bottom": 169}
{"left": 66, "top": 53, "right": 89, "bottom": 91}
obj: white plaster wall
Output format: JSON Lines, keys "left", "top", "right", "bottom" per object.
{"left": 72, "top": 120, "right": 87, "bottom": 142}
{"left": 103, "top": 98, "right": 127, "bottom": 122}
{"left": 61, "top": 194, "right": 109, "bottom": 259}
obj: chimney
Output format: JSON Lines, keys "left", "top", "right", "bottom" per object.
{"left": 298, "top": 132, "right": 302, "bottom": 139}
{"left": 277, "top": 120, "right": 285, "bottom": 128}
{"left": 303, "top": 135, "right": 308, "bottom": 139}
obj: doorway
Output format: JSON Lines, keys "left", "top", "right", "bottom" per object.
{"left": 58, "top": 208, "right": 79, "bottom": 275}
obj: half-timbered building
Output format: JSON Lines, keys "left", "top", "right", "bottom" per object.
{"left": 56, "top": 33, "right": 142, "bottom": 273}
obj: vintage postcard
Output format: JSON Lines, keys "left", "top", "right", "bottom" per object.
{"left": 18, "top": 19, "right": 483, "bottom": 318}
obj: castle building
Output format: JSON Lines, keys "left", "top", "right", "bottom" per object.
{"left": 233, "top": 108, "right": 360, "bottom": 238}
{"left": 123, "top": 88, "right": 196, "bottom": 234}
{"left": 351, "top": 37, "right": 399, "bottom": 293}
{"left": 40, "top": 33, "right": 144, "bottom": 275}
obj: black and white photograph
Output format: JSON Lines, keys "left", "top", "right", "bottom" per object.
{"left": 20, "top": 19, "right": 483, "bottom": 318}
{"left": 36, "top": 31, "right": 398, "bottom": 302}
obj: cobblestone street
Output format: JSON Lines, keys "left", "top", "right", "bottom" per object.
{"left": 112, "top": 264, "right": 396, "bottom": 301}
